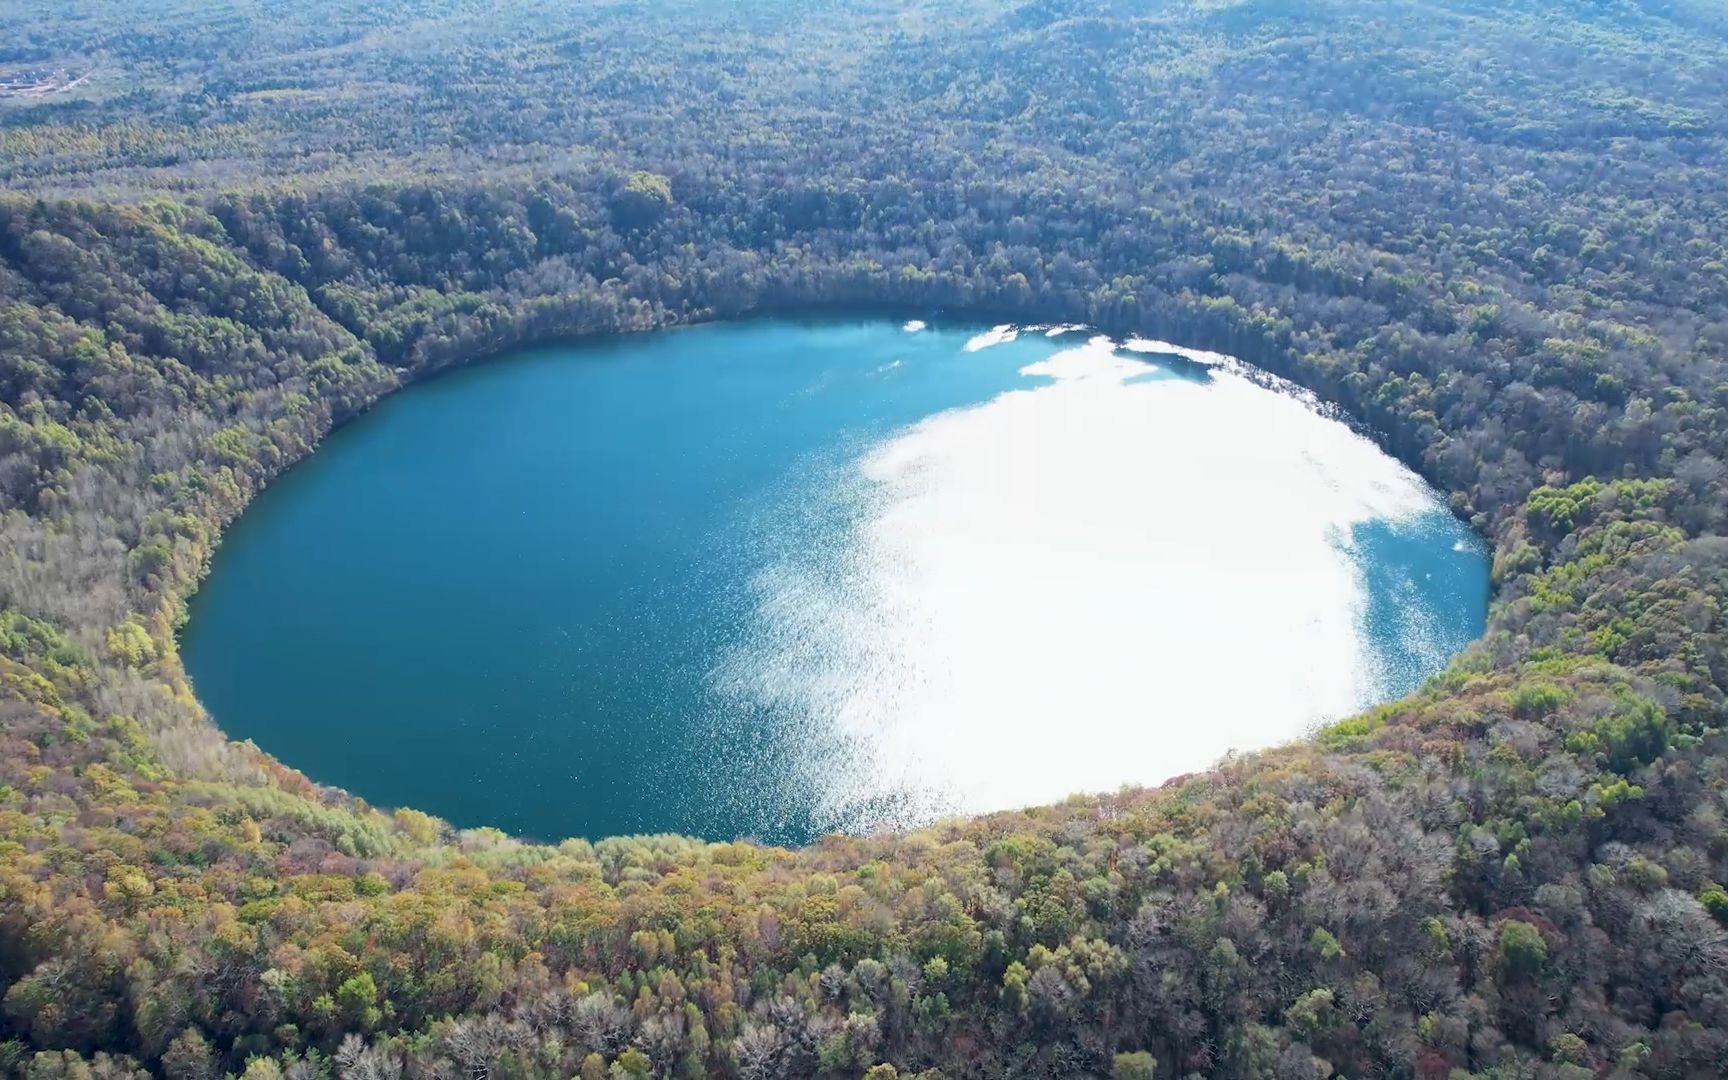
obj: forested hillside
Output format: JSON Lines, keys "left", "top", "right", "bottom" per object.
{"left": 2, "top": 0, "right": 1728, "bottom": 1077}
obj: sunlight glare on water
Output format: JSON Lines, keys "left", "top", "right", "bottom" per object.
{"left": 714, "top": 330, "right": 1474, "bottom": 834}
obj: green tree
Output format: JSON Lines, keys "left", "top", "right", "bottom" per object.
{"left": 1499, "top": 921, "right": 1548, "bottom": 978}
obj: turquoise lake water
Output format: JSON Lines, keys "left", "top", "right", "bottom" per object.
{"left": 181, "top": 320, "right": 1489, "bottom": 845}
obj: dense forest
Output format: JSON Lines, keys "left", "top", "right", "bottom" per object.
{"left": 3, "top": 0, "right": 1728, "bottom": 1076}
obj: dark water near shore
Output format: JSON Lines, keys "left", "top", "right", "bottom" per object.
{"left": 182, "top": 320, "right": 1489, "bottom": 844}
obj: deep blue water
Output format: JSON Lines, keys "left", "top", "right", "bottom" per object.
{"left": 181, "top": 320, "right": 1489, "bottom": 844}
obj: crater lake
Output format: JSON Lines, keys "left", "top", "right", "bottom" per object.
{"left": 181, "top": 319, "right": 1490, "bottom": 844}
